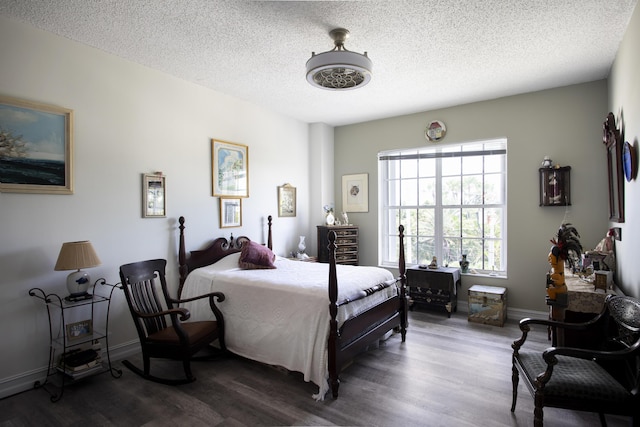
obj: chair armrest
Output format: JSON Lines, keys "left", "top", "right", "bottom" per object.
{"left": 512, "top": 315, "right": 601, "bottom": 352}
{"left": 519, "top": 316, "right": 598, "bottom": 331}
{"left": 171, "top": 291, "right": 226, "bottom": 305}
{"left": 135, "top": 307, "right": 191, "bottom": 322}
{"left": 544, "top": 343, "right": 637, "bottom": 363}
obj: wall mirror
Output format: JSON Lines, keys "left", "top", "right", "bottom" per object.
{"left": 603, "top": 112, "right": 624, "bottom": 222}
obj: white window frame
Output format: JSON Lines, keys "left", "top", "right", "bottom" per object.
{"left": 378, "top": 139, "right": 507, "bottom": 276}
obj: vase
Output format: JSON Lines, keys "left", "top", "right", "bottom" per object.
{"left": 326, "top": 212, "right": 335, "bottom": 225}
{"left": 460, "top": 254, "right": 469, "bottom": 273}
{"left": 298, "top": 236, "right": 306, "bottom": 254}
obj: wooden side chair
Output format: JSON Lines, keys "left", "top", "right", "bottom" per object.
{"left": 511, "top": 294, "right": 640, "bottom": 426}
{"left": 119, "top": 259, "right": 226, "bottom": 385}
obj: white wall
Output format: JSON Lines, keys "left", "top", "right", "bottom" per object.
{"left": 0, "top": 17, "right": 313, "bottom": 397}
{"left": 609, "top": 4, "right": 640, "bottom": 296}
{"left": 335, "top": 81, "right": 611, "bottom": 313}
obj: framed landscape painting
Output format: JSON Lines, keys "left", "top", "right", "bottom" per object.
{"left": 0, "top": 95, "right": 73, "bottom": 194}
{"left": 212, "top": 139, "right": 248, "bottom": 197}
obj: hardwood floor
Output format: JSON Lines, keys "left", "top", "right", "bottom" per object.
{"left": 0, "top": 310, "right": 631, "bottom": 426}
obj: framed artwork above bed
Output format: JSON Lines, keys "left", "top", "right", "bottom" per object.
{"left": 219, "top": 197, "right": 242, "bottom": 228}
{"left": 211, "top": 139, "right": 249, "bottom": 197}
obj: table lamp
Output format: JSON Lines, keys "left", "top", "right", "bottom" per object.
{"left": 54, "top": 241, "right": 102, "bottom": 299}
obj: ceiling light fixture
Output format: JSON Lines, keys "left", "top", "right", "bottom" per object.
{"left": 306, "top": 28, "right": 372, "bottom": 91}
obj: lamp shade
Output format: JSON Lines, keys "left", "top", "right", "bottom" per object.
{"left": 54, "top": 241, "right": 101, "bottom": 297}
{"left": 54, "top": 241, "right": 101, "bottom": 271}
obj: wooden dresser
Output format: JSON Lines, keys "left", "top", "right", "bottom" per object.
{"left": 317, "top": 225, "right": 359, "bottom": 265}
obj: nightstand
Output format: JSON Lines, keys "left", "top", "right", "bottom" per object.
{"left": 29, "top": 279, "right": 122, "bottom": 401}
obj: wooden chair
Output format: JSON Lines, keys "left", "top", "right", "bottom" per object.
{"left": 511, "top": 294, "right": 640, "bottom": 426}
{"left": 119, "top": 259, "right": 226, "bottom": 385}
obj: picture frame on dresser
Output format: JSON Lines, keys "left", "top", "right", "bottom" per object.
{"left": 211, "top": 139, "right": 249, "bottom": 197}
{"left": 0, "top": 95, "right": 73, "bottom": 194}
{"left": 342, "top": 173, "right": 368, "bottom": 212}
{"left": 219, "top": 197, "right": 242, "bottom": 228}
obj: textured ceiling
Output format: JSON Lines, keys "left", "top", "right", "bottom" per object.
{"left": 1, "top": 1, "right": 637, "bottom": 126}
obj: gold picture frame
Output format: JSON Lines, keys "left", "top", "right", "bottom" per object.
{"left": 142, "top": 173, "right": 166, "bottom": 218}
{"left": 220, "top": 197, "right": 242, "bottom": 228}
{"left": 212, "top": 139, "right": 249, "bottom": 197}
{"left": 342, "top": 173, "right": 369, "bottom": 212}
{"left": 277, "top": 183, "right": 296, "bottom": 217}
{"left": 0, "top": 95, "right": 73, "bottom": 194}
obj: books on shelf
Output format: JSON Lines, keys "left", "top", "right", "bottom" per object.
{"left": 57, "top": 347, "right": 103, "bottom": 378}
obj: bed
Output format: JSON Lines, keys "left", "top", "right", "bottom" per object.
{"left": 177, "top": 215, "right": 407, "bottom": 400}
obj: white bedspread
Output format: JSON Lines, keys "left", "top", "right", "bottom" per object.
{"left": 180, "top": 253, "right": 396, "bottom": 400}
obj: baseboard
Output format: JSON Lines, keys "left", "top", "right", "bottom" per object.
{"left": 0, "top": 340, "right": 140, "bottom": 400}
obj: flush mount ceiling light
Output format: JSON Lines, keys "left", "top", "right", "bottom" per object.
{"left": 306, "top": 28, "right": 372, "bottom": 90}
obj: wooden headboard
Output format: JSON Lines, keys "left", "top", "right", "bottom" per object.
{"left": 177, "top": 215, "right": 273, "bottom": 297}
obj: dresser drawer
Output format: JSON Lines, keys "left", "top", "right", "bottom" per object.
{"left": 317, "top": 225, "right": 359, "bottom": 265}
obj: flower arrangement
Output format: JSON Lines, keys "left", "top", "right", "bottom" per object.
{"left": 323, "top": 204, "right": 334, "bottom": 214}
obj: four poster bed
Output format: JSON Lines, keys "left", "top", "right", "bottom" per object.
{"left": 177, "top": 215, "right": 407, "bottom": 400}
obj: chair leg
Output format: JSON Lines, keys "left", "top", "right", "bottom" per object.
{"left": 183, "top": 359, "right": 195, "bottom": 382}
{"left": 597, "top": 412, "right": 607, "bottom": 427}
{"left": 511, "top": 363, "right": 519, "bottom": 412}
{"left": 534, "top": 392, "right": 544, "bottom": 427}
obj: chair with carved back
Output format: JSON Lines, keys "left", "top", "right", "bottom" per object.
{"left": 511, "top": 294, "right": 640, "bottom": 426}
{"left": 119, "top": 259, "right": 226, "bottom": 385}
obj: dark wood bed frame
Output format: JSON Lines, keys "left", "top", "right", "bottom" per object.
{"left": 177, "top": 215, "right": 408, "bottom": 399}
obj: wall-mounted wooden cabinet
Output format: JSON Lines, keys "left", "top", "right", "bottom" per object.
{"left": 539, "top": 166, "right": 571, "bottom": 206}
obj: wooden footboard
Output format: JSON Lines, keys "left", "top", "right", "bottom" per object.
{"left": 327, "top": 225, "right": 407, "bottom": 399}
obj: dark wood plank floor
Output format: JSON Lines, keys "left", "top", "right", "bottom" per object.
{"left": 0, "top": 310, "right": 631, "bottom": 426}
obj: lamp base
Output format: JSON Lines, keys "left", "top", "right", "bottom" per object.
{"left": 66, "top": 270, "right": 91, "bottom": 298}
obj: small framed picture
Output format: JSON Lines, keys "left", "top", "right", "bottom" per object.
{"left": 277, "top": 183, "right": 296, "bottom": 217}
{"left": 142, "top": 173, "right": 166, "bottom": 217}
{"left": 220, "top": 197, "right": 242, "bottom": 228}
{"left": 342, "top": 173, "right": 369, "bottom": 212}
{"left": 66, "top": 319, "right": 93, "bottom": 342}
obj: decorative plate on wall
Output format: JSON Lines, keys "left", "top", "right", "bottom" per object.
{"left": 623, "top": 141, "right": 636, "bottom": 182}
{"left": 425, "top": 120, "right": 446, "bottom": 142}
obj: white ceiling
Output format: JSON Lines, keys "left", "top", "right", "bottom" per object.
{"left": 1, "top": 1, "right": 637, "bottom": 126}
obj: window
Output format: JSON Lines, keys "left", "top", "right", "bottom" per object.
{"left": 378, "top": 139, "right": 507, "bottom": 276}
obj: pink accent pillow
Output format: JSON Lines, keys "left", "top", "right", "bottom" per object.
{"left": 238, "top": 241, "right": 276, "bottom": 269}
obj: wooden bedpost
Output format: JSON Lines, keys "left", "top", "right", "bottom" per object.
{"left": 327, "top": 230, "right": 340, "bottom": 399}
{"left": 398, "top": 224, "right": 408, "bottom": 342}
{"left": 178, "top": 216, "right": 188, "bottom": 296}
{"left": 267, "top": 215, "right": 273, "bottom": 250}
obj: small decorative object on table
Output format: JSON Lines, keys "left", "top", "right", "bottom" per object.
{"left": 323, "top": 204, "right": 335, "bottom": 225}
{"left": 341, "top": 211, "right": 349, "bottom": 225}
{"left": 428, "top": 256, "right": 438, "bottom": 269}
{"left": 298, "top": 235, "right": 306, "bottom": 253}
{"left": 541, "top": 156, "right": 553, "bottom": 168}
{"left": 459, "top": 254, "right": 469, "bottom": 273}
{"left": 546, "top": 223, "right": 583, "bottom": 303}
